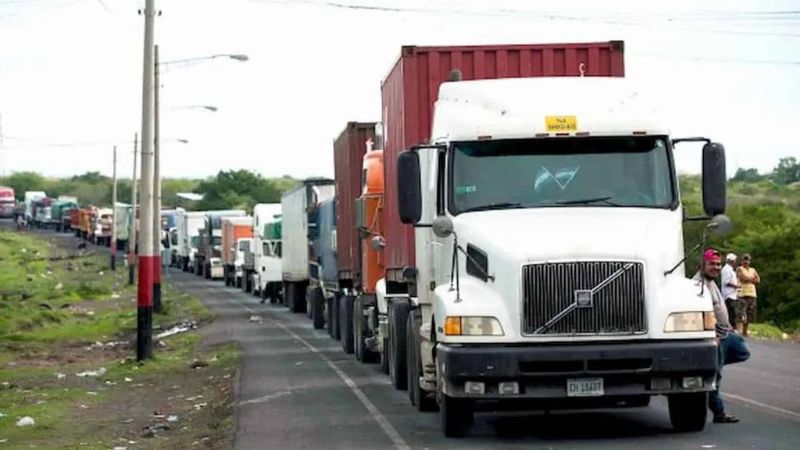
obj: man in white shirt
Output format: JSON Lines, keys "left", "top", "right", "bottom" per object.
{"left": 721, "top": 253, "right": 740, "bottom": 328}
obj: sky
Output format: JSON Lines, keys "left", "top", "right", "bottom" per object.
{"left": 0, "top": 0, "right": 798, "bottom": 180}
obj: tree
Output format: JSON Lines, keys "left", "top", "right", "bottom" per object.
{"left": 731, "top": 168, "right": 763, "bottom": 183}
{"left": 195, "top": 170, "right": 290, "bottom": 211}
{"left": 0, "top": 172, "right": 47, "bottom": 200}
{"left": 771, "top": 157, "right": 800, "bottom": 185}
{"left": 71, "top": 171, "right": 109, "bottom": 184}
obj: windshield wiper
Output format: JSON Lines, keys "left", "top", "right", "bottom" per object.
{"left": 556, "top": 196, "right": 621, "bottom": 206}
{"left": 460, "top": 202, "right": 524, "bottom": 213}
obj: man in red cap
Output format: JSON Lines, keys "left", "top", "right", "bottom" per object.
{"left": 693, "top": 248, "right": 750, "bottom": 424}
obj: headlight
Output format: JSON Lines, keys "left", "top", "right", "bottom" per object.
{"left": 664, "top": 312, "right": 715, "bottom": 332}
{"left": 444, "top": 316, "right": 504, "bottom": 336}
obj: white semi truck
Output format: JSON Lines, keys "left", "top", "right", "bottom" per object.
{"left": 392, "top": 77, "right": 729, "bottom": 436}
{"left": 251, "top": 203, "right": 282, "bottom": 302}
{"left": 175, "top": 208, "right": 207, "bottom": 272}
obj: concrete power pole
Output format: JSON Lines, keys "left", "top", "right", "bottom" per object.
{"left": 111, "top": 146, "right": 117, "bottom": 271}
{"left": 137, "top": 0, "right": 157, "bottom": 361}
{"left": 128, "top": 133, "right": 139, "bottom": 285}
{"left": 153, "top": 44, "right": 162, "bottom": 314}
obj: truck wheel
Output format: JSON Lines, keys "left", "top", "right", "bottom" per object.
{"left": 271, "top": 284, "right": 280, "bottom": 304}
{"left": 289, "top": 283, "right": 306, "bottom": 314}
{"left": 284, "top": 283, "right": 292, "bottom": 309}
{"left": 668, "top": 393, "right": 707, "bottom": 432}
{"left": 340, "top": 295, "right": 355, "bottom": 354}
{"left": 331, "top": 294, "right": 341, "bottom": 340}
{"left": 326, "top": 296, "right": 335, "bottom": 337}
{"left": 408, "top": 310, "right": 437, "bottom": 412}
{"left": 440, "top": 394, "right": 473, "bottom": 438}
{"left": 312, "top": 288, "right": 325, "bottom": 330}
{"left": 353, "top": 296, "right": 365, "bottom": 361}
{"left": 389, "top": 301, "right": 410, "bottom": 390}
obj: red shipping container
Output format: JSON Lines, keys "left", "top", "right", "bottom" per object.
{"left": 380, "top": 41, "right": 625, "bottom": 281}
{"left": 333, "top": 122, "right": 375, "bottom": 285}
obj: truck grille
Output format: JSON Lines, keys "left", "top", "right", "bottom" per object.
{"left": 522, "top": 261, "right": 646, "bottom": 335}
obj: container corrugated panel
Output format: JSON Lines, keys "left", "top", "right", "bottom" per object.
{"left": 333, "top": 123, "right": 375, "bottom": 283}
{"left": 381, "top": 41, "right": 625, "bottom": 278}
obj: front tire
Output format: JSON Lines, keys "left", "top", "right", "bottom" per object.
{"left": 407, "top": 310, "right": 437, "bottom": 411}
{"left": 331, "top": 293, "right": 341, "bottom": 340}
{"left": 311, "top": 287, "right": 325, "bottom": 330}
{"left": 389, "top": 301, "right": 410, "bottom": 390}
{"left": 668, "top": 392, "right": 708, "bottom": 432}
{"left": 340, "top": 295, "right": 355, "bottom": 354}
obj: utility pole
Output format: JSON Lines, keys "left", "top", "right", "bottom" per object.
{"left": 153, "top": 44, "right": 162, "bottom": 314}
{"left": 111, "top": 146, "right": 117, "bottom": 271}
{"left": 128, "top": 133, "right": 139, "bottom": 285}
{"left": 137, "top": 0, "right": 156, "bottom": 361}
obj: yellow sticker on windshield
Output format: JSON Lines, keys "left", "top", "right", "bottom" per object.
{"left": 545, "top": 116, "right": 578, "bottom": 132}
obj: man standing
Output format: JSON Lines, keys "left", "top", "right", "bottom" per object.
{"left": 736, "top": 254, "right": 760, "bottom": 337}
{"left": 694, "top": 249, "right": 749, "bottom": 424}
{"left": 721, "top": 253, "right": 740, "bottom": 328}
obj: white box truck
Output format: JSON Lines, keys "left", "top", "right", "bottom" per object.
{"left": 281, "top": 179, "right": 335, "bottom": 313}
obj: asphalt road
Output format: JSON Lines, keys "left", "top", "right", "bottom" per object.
{"left": 166, "top": 270, "right": 800, "bottom": 450}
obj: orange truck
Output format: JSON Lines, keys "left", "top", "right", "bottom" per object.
{"left": 221, "top": 217, "right": 253, "bottom": 286}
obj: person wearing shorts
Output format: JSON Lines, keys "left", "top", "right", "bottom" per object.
{"left": 736, "top": 254, "right": 760, "bottom": 337}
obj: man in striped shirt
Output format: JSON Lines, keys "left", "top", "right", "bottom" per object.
{"left": 693, "top": 248, "right": 749, "bottom": 424}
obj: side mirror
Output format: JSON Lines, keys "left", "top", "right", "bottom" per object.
{"left": 397, "top": 151, "right": 422, "bottom": 224}
{"left": 432, "top": 216, "right": 454, "bottom": 238}
{"left": 706, "top": 214, "right": 733, "bottom": 237}
{"left": 702, "top": 142, "right": 726, "bottom": 216}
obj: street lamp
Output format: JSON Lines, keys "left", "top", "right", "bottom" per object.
{"left": 158, "top": 53, "right": 250, "bottom": 72}
{"left": 170, "top": 105, "right": 219, "bottom": 113}
{"left": 152, "top": 46, "right": 246, "bottom": 314}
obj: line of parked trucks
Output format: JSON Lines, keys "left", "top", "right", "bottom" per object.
{"left": 204, "top": 41, "right": 732, "bottom": 437}
{"left": 6, "top": 39, "right": 731, "bottom": 438}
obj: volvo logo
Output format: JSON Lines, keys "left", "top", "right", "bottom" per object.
{"left": 574, "top": 290, "right": 594, "bottom": 308}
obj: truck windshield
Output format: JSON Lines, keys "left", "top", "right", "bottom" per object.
{"left": 450, "top": 136, "right": 674, "bottom": 214}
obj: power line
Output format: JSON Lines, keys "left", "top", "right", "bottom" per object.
{"left": 250, "top": 0, "right": 800, "bottom": 37}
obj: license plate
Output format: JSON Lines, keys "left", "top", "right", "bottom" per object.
{"left": 567, "top": 378, "right": 604, "bottom": 397}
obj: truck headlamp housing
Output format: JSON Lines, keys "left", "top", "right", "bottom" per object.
{"left": 444, "top": 316, "right": 504, "bottom": 336}
{"left": 664, "top": 312, "right": 714, "bottom": 332}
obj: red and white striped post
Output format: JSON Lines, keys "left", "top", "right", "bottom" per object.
{"left": 152, "top": 44, "right": 162, "bottom": 314}
{"left": 137, "top": 0, "right": 157, "bottom": 361}
{"left": 110, "top": 146, "right": 117, "bottom": 271}
{"left": 128, "top": 133, "right": 138, "bottom": 285}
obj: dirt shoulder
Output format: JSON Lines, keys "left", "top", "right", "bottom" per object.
{"left": 0, "top": 225, "right": 239, "bottom": 449}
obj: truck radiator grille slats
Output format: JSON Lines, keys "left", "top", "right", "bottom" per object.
{"left": 522, "top": 261, "right": 646, "bottom": 335}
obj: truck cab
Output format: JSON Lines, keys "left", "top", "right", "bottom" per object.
{"left": 234, "top": 237, "right": 254, "bottom": 289}
{"left": 195, "top": 210, "right": 246, "bottom": 279}
{"left": 252, "top": 204, "right": 282, "bottom": 301}
{"left": 395, "top": 77, "right": 727, "bottom": 436}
